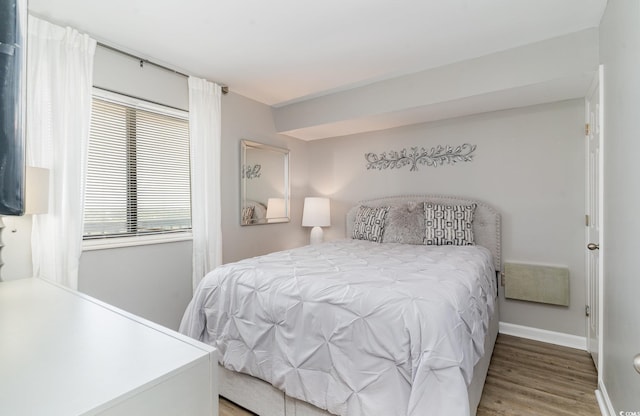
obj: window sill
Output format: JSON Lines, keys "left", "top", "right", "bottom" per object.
{"left": 82, "top": 232, "right": 193, "bottom": 251}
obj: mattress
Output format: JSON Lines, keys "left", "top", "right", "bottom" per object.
{"left": 180, "top": 239, "right": 496, "bottom": 416}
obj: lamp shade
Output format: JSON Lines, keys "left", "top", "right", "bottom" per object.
{"left": 302, "top": 197, "right": 330, "bottom": 227}
{"left": 25, "top": 166, "right": 49, "bottom": 215}
{"left": 266, "top": 197, "right": 286, "bottom": 219}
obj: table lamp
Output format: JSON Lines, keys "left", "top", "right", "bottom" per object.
{"left": 302, "top": 197, "right": 330, "bottom": 245}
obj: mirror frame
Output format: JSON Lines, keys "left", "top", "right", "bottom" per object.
{"left": 240, "top": 140, "right": 290, "bottom": 226}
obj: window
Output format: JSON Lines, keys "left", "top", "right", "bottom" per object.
{"left": 83, "top": 89, "right": 191, "bottom": 242}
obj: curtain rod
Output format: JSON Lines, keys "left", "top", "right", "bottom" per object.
{"left": 97, "top": 42, "right": 229, "bottom": 95}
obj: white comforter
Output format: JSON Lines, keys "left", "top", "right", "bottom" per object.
{"left": 180, "top": 240, "right": 496, "bottom": 416}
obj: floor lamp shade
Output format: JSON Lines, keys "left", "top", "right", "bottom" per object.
{"left": 302, "top": 197, "right": 330, "bottom": 244}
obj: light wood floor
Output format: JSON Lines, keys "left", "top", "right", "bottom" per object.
{"left": 220, "top": 397, "right": 253, "bottom": 416}
{"left": 477, "top": 334, "right": 599, "bottom": 416}
{"left": 220, "top": 334, "right": 600, "bottom": 416}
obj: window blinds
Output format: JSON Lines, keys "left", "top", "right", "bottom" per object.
{"left": 84, "top": 96, "right": 191, "bottom": 239}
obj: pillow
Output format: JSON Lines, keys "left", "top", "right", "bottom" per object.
{"left": 241, "top": 206, "right": 255, "bottom": 224}
{"left": 352, "top": 206, "right": 390, "bottom": 243}
{"left": 424, "top": 202, "right": 476, "bottom": 245}
{"left": 251, "top": 201, "right": 267, "bottom": 220}
{"left": 382, "top": 201, "right": 425, "bottom": 244}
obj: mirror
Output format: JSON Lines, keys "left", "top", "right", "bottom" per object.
{"left": 241, "top": 140, "right": 290, "bottom": 225}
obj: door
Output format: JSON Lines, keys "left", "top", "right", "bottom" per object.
{"left": 585, "top": 67, "right": 603, "bottom": 369}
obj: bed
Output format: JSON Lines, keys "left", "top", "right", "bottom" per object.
{"left": 180, "top": 195, "right": 501, "bottom": 416}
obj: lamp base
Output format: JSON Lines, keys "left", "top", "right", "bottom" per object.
{"left": 309, "top": 226, "right": 324, "bottom": 245}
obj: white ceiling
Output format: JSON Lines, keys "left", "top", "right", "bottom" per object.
{"left": 29, "top": 0, "right": 607, "bottom": 107}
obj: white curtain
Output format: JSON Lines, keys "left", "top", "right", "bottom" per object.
{"left": 188, "top": 76, "right": 222, "bottom": 292}
{"left": 26, "top": 16, "right": 96, "bottom": 289}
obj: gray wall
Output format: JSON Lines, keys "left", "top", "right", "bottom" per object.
{"left": 79, "top": 47, "right": 309, "bottom": 330}
{"left": 308, "top": 100, "right": 587, "bottom": 336}
{"left": 79, "top": 46, "right": 192, "bottom": 330}
{"left": 79, "top": 241, "right": 193, "bottom": 329}
{"left": 599, "top": 0, "right": 640, "bottom": 411}
{"left": 221, "top": 92, "right": 309, "bottom": 264}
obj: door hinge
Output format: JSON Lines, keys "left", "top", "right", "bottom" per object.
{"left": 585, "top": 123, "right": 590, "bottom": 135}
{"left": 585, "top": 214, "right": 590, "bottom": 227}
{"left": 585, "top": 305, "right": 591, "bottom": 317}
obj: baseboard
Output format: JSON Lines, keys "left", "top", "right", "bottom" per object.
{"left": 498, "top": 322, "right": 587, "bottom": 350}
{"left": 596, "top": 381, "right": 615, "bottom": 416}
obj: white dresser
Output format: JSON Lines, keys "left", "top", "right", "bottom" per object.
{"left": 0, "top": 278, "right": 217, "bottom": 416}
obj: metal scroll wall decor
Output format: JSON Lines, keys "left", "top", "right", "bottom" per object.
{"left": 365, "top": 143, "right": 476, "bottom": 172}
{"left": 242, "top": 164, "right": 262, "bottom": 179}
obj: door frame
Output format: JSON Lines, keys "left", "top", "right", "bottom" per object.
{"left": 585, "top": 65, "right": 604, "bottom": 376}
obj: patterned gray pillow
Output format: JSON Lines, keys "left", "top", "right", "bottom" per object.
{"left": 241, "top": 206, "right": 255, "bottom": 225}
{"left": 424, "top": 203, "right": 476, "bottom": 245}
{"left": 382, "top": 201, "right": 425, "bottom": 244}
{"left": 352, "top": 206, "right": 389, "bottom": 243}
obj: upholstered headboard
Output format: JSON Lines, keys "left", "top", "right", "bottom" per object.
{"left": 346, "top": 195, "right": 502, "bottom": 271}
{"left": 244, "top": 199, "right": 267, "bottom": 219}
